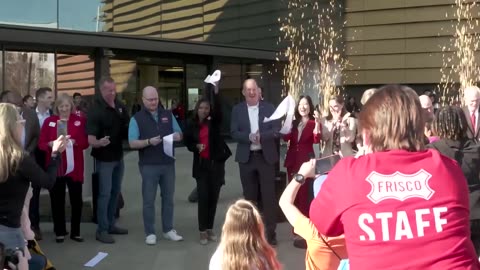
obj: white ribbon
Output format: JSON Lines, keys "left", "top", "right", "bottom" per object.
{"left": 204, "top": 70, "right": 221, "bottom": 86}
{"left": 263, "top": 95, "right": 296, "bottom": 134}
{"left": 65, "top": 140, "right": 74, "bottom": 175}
{"left": 163, "top": 133, "right": 175, "bottom": 159}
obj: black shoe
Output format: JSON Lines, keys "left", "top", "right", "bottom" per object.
{"left": 55, "top": 236, "right": 65, "bottom": 243}
{"left": 70, "top": 236, "right": 84, "bottom": 242}
{"left": 268, "top": 235, "right": 278, "bottom": 246}
{"left": 188, "top": 187, "right": 198, "bottom": 203}
{"left": 109, "top": 226, "right": 128, "bottom": 235}
{"left": 293, "top": 238, "right": 307, "bottom": 249}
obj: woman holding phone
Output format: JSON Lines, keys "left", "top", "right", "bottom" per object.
{"left": 39, "top": 94, "right": 89, "bottom": 243}
{"left": 321, "top": 96, "right": 356, "bottom": 157}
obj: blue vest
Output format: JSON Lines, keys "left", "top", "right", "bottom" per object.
{"left": 133, "top": 108, "right": 175, "bottom": 165}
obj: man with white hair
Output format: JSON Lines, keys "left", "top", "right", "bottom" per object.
{"left": 463, "top": 86, "right": 480, "bottom": 140}
{"left": 128, "top": 86, "right": 184, "bottom": 245}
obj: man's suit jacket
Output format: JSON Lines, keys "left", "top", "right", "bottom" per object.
{"left": 463, "top": 107, "right": 480, "bottom": 140}
{"left": 22, "top": 107, "right": 40, "bottom": 155}
{"left": 230, "top": 101, "right": 281, "bottom": 165}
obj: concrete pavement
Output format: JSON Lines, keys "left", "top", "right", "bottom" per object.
{"left": 39, "top": 144, "right": 305, "bottom": 270}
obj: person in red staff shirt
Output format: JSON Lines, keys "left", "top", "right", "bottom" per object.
{"left": 39, "top": 93, "right": 89, "bottom": 243}
{"left": 310, "top": 84, "right": 480, "bottom": 270}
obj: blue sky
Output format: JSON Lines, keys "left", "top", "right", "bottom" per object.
{"left": 0, "top": 0, "right": 103, "bottom": 31}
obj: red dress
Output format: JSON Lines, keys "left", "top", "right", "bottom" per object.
{"left": 38, "top": 114, "right": 89, "bottom": 182}
{"left": 283, "top": 119, "right": 321, "bottom": 217}
{"left": 310, "top": 149, "right": 480, "bottom": 269}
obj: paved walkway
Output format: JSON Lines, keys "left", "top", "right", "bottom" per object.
{"left": 40, "top": 144, "right": 305, "bottom": 270}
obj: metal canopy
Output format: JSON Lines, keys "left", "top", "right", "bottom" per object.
{"left": 0, "top": 24, "right": 278, "bottom": 60}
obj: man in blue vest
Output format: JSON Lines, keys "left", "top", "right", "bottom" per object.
{"left": 128, "top": 86, "right": 183, "bottom": 245}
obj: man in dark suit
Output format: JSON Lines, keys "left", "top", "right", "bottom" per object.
{"left": 1, "top": 91, "right": 40, "bottom": 154}
{"left": 463, "top": 86, "right": 480, "bottom": 141}
{"left": 230, "top": 79, "right": 281, "bottom": 245}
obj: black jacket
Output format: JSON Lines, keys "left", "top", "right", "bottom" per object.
{"left": 184, "top": 90, "right": 231, "bottom": 179}
{"left": 427, "top": 139, "right": 480, "bottom": 186}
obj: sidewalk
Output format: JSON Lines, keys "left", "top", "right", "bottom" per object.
{"left": 40, "top": 144, "right": 305, "bottom": 270}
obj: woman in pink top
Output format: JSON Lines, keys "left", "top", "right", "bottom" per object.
{"left": 310, "top": 85, "right": 479, "bottom": 269}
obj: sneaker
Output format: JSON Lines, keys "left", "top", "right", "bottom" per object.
{"left": 199, "top": 231, "right": 208, "bottom": 245}
{"left": 109, "top": 226, "right": 128, "bottom": 235}
{"left": 206, "top": 230, "right": 217, "bottom": 242}
{"left": 163, "top": 229, "right": 183, "bottom": 241}
{"left": 96, "top": 231, "right": 115, "bottom": 244}
{"left": 145, "top": 234, "right": 157, "bottom": 245}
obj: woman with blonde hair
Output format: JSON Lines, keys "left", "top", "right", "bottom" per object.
{"left": 0, "top": 103, "right": 66, "bottom": 268}
{"left": 39, "top": 93, "right": 89, "bottom": 243}
{"left": 209, "top": 200, "right": 282, "bottom": 270}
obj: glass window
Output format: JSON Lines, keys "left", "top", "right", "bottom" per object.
{"left": 0, "top": 50, "right": 3, "bottom": 92}
{"left": 1, "top": 0, "right": 57, "bottom": 28}
{"left": 4, "top": 51, "right": 55, "bottom": 98}
{"left": 56, "top": 53, "right": 95, "bottom": 97}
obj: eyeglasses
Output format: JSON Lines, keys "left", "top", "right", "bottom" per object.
{"left": 142, "top": 97, "right": 158, "bottom": 102}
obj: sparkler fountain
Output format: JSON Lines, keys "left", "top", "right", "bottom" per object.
{"left": 440, "top": 0, "right": 480, "bottom": 105}
{"left": 278, "top": 0, "right": 348, "bottom": 114}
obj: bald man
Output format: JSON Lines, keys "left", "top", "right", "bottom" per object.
{"left": 230, "top": 79, "right": 281, "bottom": 245}
{"left": 463, "top": 86, "right": 480, "bottom": 140}
{"left": 128, "top": 86, "right": 183, "bottom": 245}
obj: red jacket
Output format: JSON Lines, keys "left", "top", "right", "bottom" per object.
{"left": 283, "top": 119, "right": 320, "bottom": 169}
{"left": 39, "top": 114, "right": 89, "bottom": 182}
{"left": 310, "top": 149, "right": 480, "bottom": 270}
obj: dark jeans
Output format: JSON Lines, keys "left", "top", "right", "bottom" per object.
{"left": 29, "top": 186, "right": 41, "bottom": 230}
{"left": 96, "top": 159, "right": 124, "bottom": 233}
{"left": 196, "top": 159, "right": 224, "bottom": 232}
{"left": 49, "top": 176, "right": 83, "bottom": 237}
{"left": 239, "top": 152, "right": 277, "bottom": 238}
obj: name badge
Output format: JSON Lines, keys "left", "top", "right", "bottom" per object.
{"left": 161, "top": 117, "right": 169, "bottom": 123}
{"left": 49, "top": 122, "right": 56, "bottom": 127}
{"left": 74, "top": 121, "right": 81, "bottom": 127}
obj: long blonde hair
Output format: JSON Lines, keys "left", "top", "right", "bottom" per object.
{"left": 0, "top": 103, "right": 24, "bottom": 183}
{"left": 220, "top": 200, "right": 282, "bottom": 270}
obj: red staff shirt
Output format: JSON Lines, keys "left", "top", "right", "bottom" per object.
{"left": 310, "top": 149, "right": 480, "bottom": 270}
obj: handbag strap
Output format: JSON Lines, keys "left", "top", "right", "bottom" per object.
{"left": 320, "top": 235, "right": 342, "bottom": 261}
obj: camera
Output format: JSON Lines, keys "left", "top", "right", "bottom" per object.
{"left": 1, "top": 243, "right": 20, "bottom": 269}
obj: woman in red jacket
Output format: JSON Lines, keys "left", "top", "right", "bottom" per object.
{"left": 283, "top": 95, "right": 321, "bottom": 218}
{"left": 39, "top": 93, "right": 89, "bottom": 243}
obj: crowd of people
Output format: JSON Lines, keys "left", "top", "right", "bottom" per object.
{"left": 0, "top": 75, "right": 479, "bottom": 270}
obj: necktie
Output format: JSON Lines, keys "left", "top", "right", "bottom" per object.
{"left": 472, "top": 112, "right": 476, "bottom": 133}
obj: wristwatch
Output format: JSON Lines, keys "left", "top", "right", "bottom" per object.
{"left": 293, "top": 174, "right": 305, "bottom": 185}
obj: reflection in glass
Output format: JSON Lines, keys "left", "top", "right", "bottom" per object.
{"left": 5, "top": 51, "right": 55, "bottom": 97}
{"left": 0, "top": 51, "right": 3, "bottom": 91}
{"left": 56, "top": 54, "right": 95, "bottom": 97}
{"left": 0, "top": 0, "right": 57, "bottom": 28}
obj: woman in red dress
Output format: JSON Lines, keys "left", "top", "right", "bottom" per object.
{"left": 283, "top": 95, "right": 321, "bottom": 217}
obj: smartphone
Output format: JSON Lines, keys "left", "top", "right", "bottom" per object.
{"left": 315, "top": 154, "right": 341, "bottom": 175}
{"left": 57, "top": 120, "right": 68, "bottom": 137}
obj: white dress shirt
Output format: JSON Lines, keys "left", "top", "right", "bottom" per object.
{"left": 248, "top": 104, "right": 262, "bottom": 151}
{"left": 469, "top": 109, "right": 479, "bottom": 133}
{"left": 36, "top": 107, "right": 50, "bottom": 128}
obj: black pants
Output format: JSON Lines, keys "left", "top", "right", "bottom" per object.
{"left": 196, "top": 160, "right": 224, "bottom": 232}
{"left": 29, "top": 186, "right": 41, "bottom": 230}
{"left": 49, "top": 176, "right": 83, "bottom": 237}
{"left": 239, "top": 152, "right": 277, "bottom": 238}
